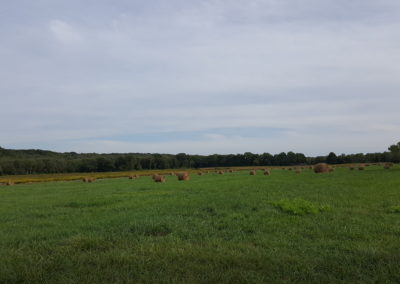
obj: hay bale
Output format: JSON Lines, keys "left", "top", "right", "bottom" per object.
{"left": 88, "top": 177, "right": 96, "bottom": 183}
{"left": 198, "top": 172, "right": 203, "bottom": 176}
{"left": 313, "top": 163, "right": 330, "bottom": 174}
{"left": 384, "top": 162, "right": 394, "bottom": 169}
{"left": 249, "top": 170, "right": 256, "bottom": 175}
{"left": 5, "top": 181, "right": 14, "bottom": 186}
{"left": 83, "top": 177, "right": 96, "bottom": 182}
{"left": 295, "top": 169, "right": 302, "bottom": 174}
{"left": 329, "top": 168, "right": 335, "bottom": 172}
{"left": 228, "top": 169, "right": 234, "bottom": 173}
{"left": 358, "top": 166, "right": 365, "bottom": 170}
{"left": 154, "top": 175, "right": 166, "bottom": 183}
{"left": 177, "top": 172, "right": 190, "bottom": 181}
{"left": 264, "top": 170, "right": 270, "bottom": 175}
{"left": 218, "top": 170, "right": 224, "bottom": 175}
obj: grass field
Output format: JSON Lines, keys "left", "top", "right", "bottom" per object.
{"left": 1, "top": 166, "right": 400, "bottom": 283}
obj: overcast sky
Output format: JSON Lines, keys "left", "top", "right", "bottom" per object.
{"left": 1, "top": 0, "right": 399, "bottom": 155}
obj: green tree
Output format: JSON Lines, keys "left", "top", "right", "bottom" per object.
{"left": 327, "top": 152, "right": 337, "bottom": 164}
{"left": 388, "top": 142, "right": 400, "bottom": 153}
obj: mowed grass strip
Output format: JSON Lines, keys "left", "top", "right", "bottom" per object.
{"left": 0, "top": 166, "right": 400, "bottom": 283}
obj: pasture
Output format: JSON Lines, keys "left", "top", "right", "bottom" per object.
{"left": 1, "top": 165, "right": 400, "bottom": 283}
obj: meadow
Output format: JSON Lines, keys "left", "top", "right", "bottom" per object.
{"left": 0, "top": 165, "right": 399, "bottom": 283}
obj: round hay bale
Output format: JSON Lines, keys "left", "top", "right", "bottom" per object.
{"left": 5, "top": 181, "right": 14, "bottom": 186}
{"left": 358, "top": 166, "right": 365, "bottom": 170}
{"left": 177, "top": 172, "right": 190, "bottom": 181}
{"left": 218, "top": 170, "right": 224, "bottom": 175}
{"left": 313, "top": 163, "right": 330, "bottom": 174}
{"left": 83, "top": 177, "right": 90, "bottom": 182}
{"left": 87, "top": 177, "right": 96, "bottom": 183}
{"left": 154, "top": 175, "right": 166, "bottom": 183}
{"left": 264, "top": 170, "right": 270, "bottom": 175}
{"left": 198, "top": 172, "right": 203, "bottom": 176}
{"left": 384, "top": 162, "right": 394, "bottom": 169}
{"left": 249, "top": 170, "right": 256, "bottom": 175}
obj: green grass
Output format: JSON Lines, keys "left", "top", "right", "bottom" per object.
{"left": 271, "top": 198, "right": 330, "bottom": 215}
{"left": 1, "top": 166, "right": 400, "bottom": 283}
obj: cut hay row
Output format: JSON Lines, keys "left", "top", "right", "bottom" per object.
{"left": 1, "top": 163, "right": 397, "bottom": 185}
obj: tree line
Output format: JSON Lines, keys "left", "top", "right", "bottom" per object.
{"left": 0, "top": 142, "right": 399, "bottom": 176}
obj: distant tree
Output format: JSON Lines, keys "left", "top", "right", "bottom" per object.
{"left": 295, "top": 153, "right": 307, "bottom": 164}
{"left": 96, "top": 157, "right": 115, "bottom": 172}
{"left": 315, "top": 156, "right": 326, "bottom": 163}
{"left": 336, "top": 154, "right": 349, "bottom": 164}
{"left": 326, "top": 152, "right": 338, "bottom": 164}
{"left": 260, "top": 153, "right": 273, "bottom": 165}
{"left": 274, "top": 152, "right": 288, "bottom": 165}
{"left": 287, "top": 152, "right": 297, "bottom": 165}
{"left": 243, "top": 152, "right": 257, "bottom": 166}
{"left": 388, "top": 142, "right": 400, "bottom": 153}
{"left": 176, "top": 153, "right": 189, "bottom": 168}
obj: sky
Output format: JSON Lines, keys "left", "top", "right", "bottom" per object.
{"left": 1, "top": 0, "right": 399, "bottom": 155}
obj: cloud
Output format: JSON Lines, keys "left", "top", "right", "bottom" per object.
{"left": 0, "top": 1, "right": 399, "bottom": 155}
{"left": 49, "top": 19, "right": 82, "bottom": 42}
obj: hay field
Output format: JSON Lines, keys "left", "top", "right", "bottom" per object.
{"left": 1, "top": 165, "right": 400, "bottom": 283}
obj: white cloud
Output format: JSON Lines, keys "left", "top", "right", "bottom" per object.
{"left": 0, "top": 1, "right": 399, "bottom": 155}
{"left": 49, "top": 19, "right": 82, "bottom": 42}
